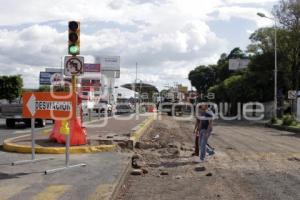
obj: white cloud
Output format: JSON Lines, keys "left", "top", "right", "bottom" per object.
{"left": 215, "top": 6, "right": 274, "bottom": 27}
{"left": 223, "top": 0, "right": 277, "bottom": 4}
{"left": 0, "top": 0, "right": 276, "bottom": 89}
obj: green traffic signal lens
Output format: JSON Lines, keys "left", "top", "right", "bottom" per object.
{"left": 69, "top": 45, "right": 79, "bottom": 54}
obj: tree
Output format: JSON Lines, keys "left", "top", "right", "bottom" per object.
{"left": 273, "top": 0, "right": 300, "bottom": 90}
{"left": 227, "top": 47, "right": 246, "bottom": 59}
{"left": 38, "top": 85, "right": 50, "bottom": 91}
{"left": 188, "top": 65, "right": 216, "bottom": 94}
{"left": 0, "top": 75, "right": 23, "bottom": 103}
{"left": 188, "top": 48, "right": 246, "bottom": 94}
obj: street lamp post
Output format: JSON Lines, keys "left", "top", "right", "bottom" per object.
{"left": 257, "top": 12, "right": 278, "bottom": 118}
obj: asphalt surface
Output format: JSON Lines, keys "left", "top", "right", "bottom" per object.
{"left": 0, "top": 151, "right": 131, "bottom": 200}
{"left": 0, "top": 119, "right": 52, "bottom": 145}
{"left": 0, "top": 112, "right": 136, "bottom": 144}
{"left": 0, "top": 113, "right": 149, "bottom": 200}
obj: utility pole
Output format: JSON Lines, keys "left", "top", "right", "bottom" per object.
{"left": 257, "top": 12, "right": 278, "bottom": 118}
{"left": 135, "top": 62, "right": 138, "bottom": 110}
{"left": 135, "top": 62, "right": 138, "bottom": 85}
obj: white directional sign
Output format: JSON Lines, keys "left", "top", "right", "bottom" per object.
{"left": 23, "top": 92, "right": 75, "bottom": 119}
{"left": 288, "top": 90, "right": 297, "bottom": 100}
{"left": 64, "top": 56, "right": 84, "bottom": 76}
{"left": 27, "top": 94, "right": 36, "bottom": 116}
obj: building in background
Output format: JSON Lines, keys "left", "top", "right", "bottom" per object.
{"left": 39, "top": 56, "right": 120, "bottom": 107}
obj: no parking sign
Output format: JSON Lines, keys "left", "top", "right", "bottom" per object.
{"left": 64, "top": 56, "right": 84, "bottom": 76}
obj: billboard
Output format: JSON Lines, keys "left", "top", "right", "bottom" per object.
{"left": 39, "top": 72, "right": 63, "bottom": 85}
{"left": 45, "top": 68, "right": 63, "bottom": 73}
{"left": 84, "top": 63, "right": 101, "bottom": 72}
{"left": 100, "top": 56, "right": 120, "bottom": 71}
{"left": 229, "top": 58, "right": 250, "bottom": 71}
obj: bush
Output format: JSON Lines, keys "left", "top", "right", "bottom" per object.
{"left": 270, "top": 117, "right": 277, "bottom": 124}
{"left": 282, "top": 115, "right": 296, "bottom": 126}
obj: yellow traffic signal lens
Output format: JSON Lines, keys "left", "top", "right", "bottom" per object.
{"left": 69, "top": 32, "right": 78, "bottom": 43}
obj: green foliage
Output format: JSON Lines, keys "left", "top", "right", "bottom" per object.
{"left": 38, "top": 86, "right": 50, "bottom": 91}
{"left": 38, "top": 85, "right": 69, "bottom": 92}
{"left": 273, "top": 0, "right": 300, "bottom": 90}
{"left": 0, "top": 75, "right": 23, "bottom": 102}
{"left": 227, "top": 47, "right": 246, "bottom": 59}
{"left": 270, "top": 117, "right": 278, "bottom": 124}
{"left": 281, "top": 114, "right": 296, "bottom": 126}
{"left": 189, "top": 1, "right": 300, "bottom": 109}
{"left": 188, "top": 65, "right": 216, "bottom": 94}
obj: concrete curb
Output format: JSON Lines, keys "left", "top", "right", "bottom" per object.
{"left": 109, "top": 117, "right": 155, "bottom": 200}
{"left": 3, "top": 134, "right": 116, "bottom": 154}
{"left": 109, "top": 154, "right": 133, "bottom": 200}
{"left": 266, "top": 123, "right": 300, "bottom": 134}
{"left": 130, "top": 116, "right": 155, "bottom": 143}
{"left": 3, "top": 116, "right": 155, "bottom": 154}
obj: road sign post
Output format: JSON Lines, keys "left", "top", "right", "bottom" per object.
{"left": 45, "top": 76, "right": 86, "bottom": 174}
{"left": 12, "top": 117, "right": 55, "bottom": 165}
{"left": 13, "top": 92, "right": 76, "bottom": 166}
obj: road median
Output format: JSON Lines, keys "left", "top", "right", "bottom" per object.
{"left": 3, "top": 115, "right": 155, "bottom": 154}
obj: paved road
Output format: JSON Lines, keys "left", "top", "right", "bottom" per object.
{"left": 0, "top": 112, "right": 136, "bottom": 144}
{"left": 118, "top": 116, "right": 300, "bottom": 200}
{"left": 0, "top": 119, "right": 52, "bottom": 144}
{"left": 0, "top": 114, "right": 149, "bottom": 200}
{"left": 0, "top": 152, "right": 131, "bottom": 200}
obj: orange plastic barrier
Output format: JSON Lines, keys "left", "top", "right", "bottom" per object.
{"left": 49, "top": 117, "right": 87, "bottom": 145}
{"left": 148, "top": 105, "right": 156, "bottom": 112}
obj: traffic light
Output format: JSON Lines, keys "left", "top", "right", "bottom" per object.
{"left": 68, "top": 21, "right": 80, "bottom": 55}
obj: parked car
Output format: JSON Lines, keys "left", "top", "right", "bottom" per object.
{"left": 116, "top": 103, "right": 134, "bottom": 114}
{"left": 93, "top": 100, "right": 113, "bottom": 115}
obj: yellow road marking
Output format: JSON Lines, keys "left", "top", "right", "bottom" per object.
{"left": 88, "top": 184, "right": 114, "bottom": 200}
{"left": 42, "top": 128, "right": 52, "bottom": 135}
{"left": 33, "top": 185, "right": 71, "bottom": 200}
{"left": 0, "top": 185, "right": 27, "bottom": 200}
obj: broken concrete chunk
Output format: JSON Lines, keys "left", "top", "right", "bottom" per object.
{"left": 142, "top": 168, "right": 149, "bottom": 174}
{"left": 206, "top": 172, "right": 213, "bottom": 176}
{"left": 160, "top": 171, "right": 169, "bottom": 176}
{"left": 131, "top": 169, "right": 143, "bottom": 176}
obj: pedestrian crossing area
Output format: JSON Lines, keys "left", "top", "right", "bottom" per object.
{"left": 0, "top": 183, "right": 114, "bottom": 200}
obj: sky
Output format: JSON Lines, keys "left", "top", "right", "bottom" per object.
{"left": 0, "top": 0, "right": 278, "bottom": 91}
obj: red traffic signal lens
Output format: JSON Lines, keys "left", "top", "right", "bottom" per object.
{"left": 69, "top": 32, "right": 78, "bottom": 42}
{"left": 69, "top": 21, "right": 79, "bottom": 31}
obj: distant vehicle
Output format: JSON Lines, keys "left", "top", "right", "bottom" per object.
{"left": 94, "top": 100, "right": 113, "bottom": 115}
{"left": 116, "top": 103, "right": 134, "bottom": 114}
{"left": 161, "top": 90, "right": 185, "bottom": 116}
{"left": 0, "top": 97, "right": 46, "bottom": 128}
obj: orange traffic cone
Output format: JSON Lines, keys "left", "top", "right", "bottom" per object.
{"left": 49, "top": 120, "right": 65, "bottom": 144}
{"left": 49, "top": 117, "right": 87, "bottom": 145}
{"left": 69, "top": 117, "right": 87, "bottom": 145}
